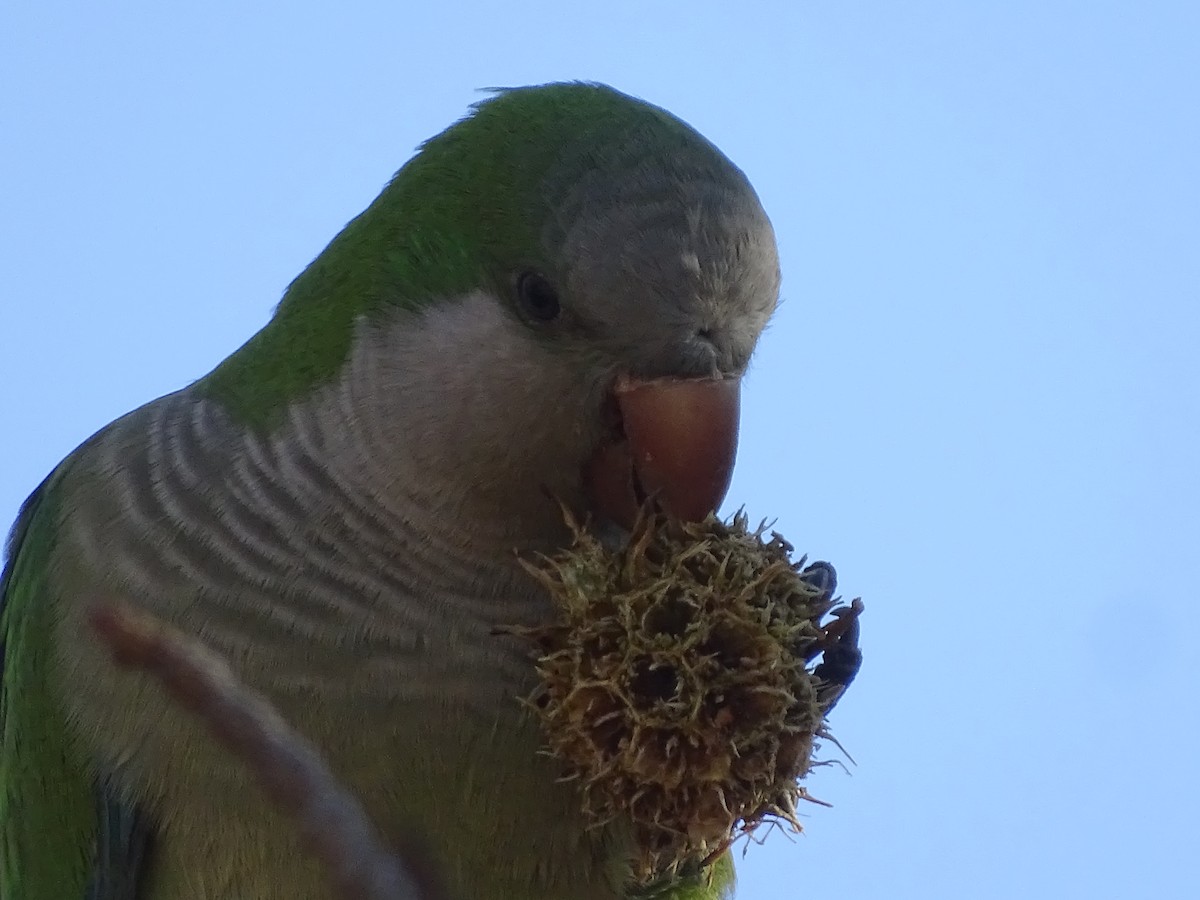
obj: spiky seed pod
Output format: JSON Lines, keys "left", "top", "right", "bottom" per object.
{"left": 511, "top": 508, "right": 863, "bottom": 884}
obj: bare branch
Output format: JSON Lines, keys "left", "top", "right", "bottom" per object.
{"left": 89, "top": 602, "right": 440, "bottom": 900}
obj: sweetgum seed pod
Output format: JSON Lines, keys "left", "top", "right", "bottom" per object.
{"left": 510, "top": 508, "right": 863, "bottom": 884}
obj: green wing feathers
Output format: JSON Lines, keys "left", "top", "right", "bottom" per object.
{"left": 632, "top": 853, "right": 736, "bottom": 900}
{"left": 0, "top": 475, "right": 95, "bottom": 899}
{"left": 667, "top": 854, "right": 736, "bottom": 900}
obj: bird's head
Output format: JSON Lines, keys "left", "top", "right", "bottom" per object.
{"left": 204, "top": 83, "right": 780, "bottom": 540}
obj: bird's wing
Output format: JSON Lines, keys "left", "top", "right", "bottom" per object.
{"left": 1, "top": 472, "right": 151, "bottom": 900}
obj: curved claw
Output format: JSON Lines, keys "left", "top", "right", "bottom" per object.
{"left": 798, "top": 560, "right": 837, "bottom": 604}
{"left": 813, "top": 598, "right": 864, "bottom": 716}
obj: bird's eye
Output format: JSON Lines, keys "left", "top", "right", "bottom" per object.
{"left": 516, "top": 271, "right": 562, "bottom": 323}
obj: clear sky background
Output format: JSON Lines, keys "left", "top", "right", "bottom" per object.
{"left": 2, "top": 2, "right": 1198, "bottom": 898}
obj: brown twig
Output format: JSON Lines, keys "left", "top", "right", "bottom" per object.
{"left": 89, "top": 602, "right": 438, "bottom": 900}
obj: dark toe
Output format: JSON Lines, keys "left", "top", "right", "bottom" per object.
{"left": 799, "top": 560, "right": 837, "bottom": 603}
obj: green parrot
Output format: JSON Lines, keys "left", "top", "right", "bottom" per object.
{"left": 1, "top": 82, "right": 783, "bottom": 899}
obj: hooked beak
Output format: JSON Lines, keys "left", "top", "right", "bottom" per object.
{"left": 584, "top": 374, "right": 740, "bottom": 528}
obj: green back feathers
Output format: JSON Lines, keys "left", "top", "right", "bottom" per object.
{"left": 200, "top": 82, "right": 741, "bottom": 431}
{"left": 0, "top": 475, "right": 95, "bottom": 899}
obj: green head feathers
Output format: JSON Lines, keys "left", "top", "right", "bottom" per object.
{"left": 201, "top": 82, "right": 774, "bottom": 431}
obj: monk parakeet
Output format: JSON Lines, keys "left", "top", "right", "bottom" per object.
{"left": 1, "top": 82, "right": 781, "bottom": 899}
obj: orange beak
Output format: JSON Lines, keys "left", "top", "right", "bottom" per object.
{"left": 584, "top": 375, "right": 740, "bottom": 528}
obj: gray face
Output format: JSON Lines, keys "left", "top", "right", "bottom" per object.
{"left": 347, "top": 125, "right": 782, "bottom": 548}
{"left": 527, "top": 148, "right": 782, "bottom": 385}
{"left": 428, "top": 157, "right": 784, "bottom": 540}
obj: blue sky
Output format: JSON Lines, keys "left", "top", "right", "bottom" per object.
{"left": 2, "top": 2, "right": 1198, "bottom": 898}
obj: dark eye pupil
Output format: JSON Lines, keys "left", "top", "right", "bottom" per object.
{"left": 518, "top": 271, "right": 561, "bottom": 322}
